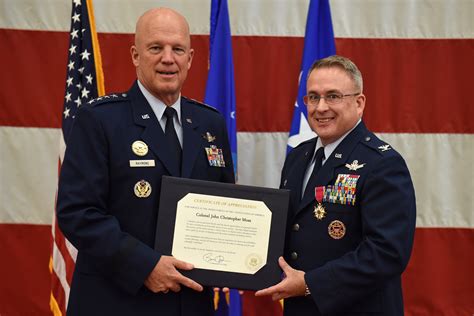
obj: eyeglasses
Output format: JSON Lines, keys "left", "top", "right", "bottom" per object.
{"left": 303, "top": 92, "right": 360, "bottom": 106}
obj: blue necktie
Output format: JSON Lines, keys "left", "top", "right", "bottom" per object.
{"left": 164, "top": 107, "right": 182, "bottom": 176}
{"left": 303, "top": 146, "right": 325, "bottom": 198}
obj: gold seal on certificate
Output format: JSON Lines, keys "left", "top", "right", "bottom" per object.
{"left": 172, "top": 193, "right": 271, "bottom": 274}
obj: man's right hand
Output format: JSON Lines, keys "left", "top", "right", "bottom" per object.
{"left": 144, "top": 255, "right": 203, "bottom": 293}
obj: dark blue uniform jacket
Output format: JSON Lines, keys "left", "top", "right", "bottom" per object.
{"left": 281, "top": 122, "right": 416, "bottom": 316}
{"left": 57, "top": 82, "right": 235, "bottom": 316}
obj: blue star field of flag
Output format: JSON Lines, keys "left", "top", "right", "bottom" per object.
{"left": 62, "top": 0, "right": 100, "bottom": 141}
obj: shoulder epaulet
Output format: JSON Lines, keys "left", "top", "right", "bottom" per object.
{"left": 183, "top": 97, "right": 220, "bottom": 113}
{"left": 361, "top": 132, "right": 394, "bottom": 155}
{"left": 87, "top": 93, "right": 129, "bottom": 107}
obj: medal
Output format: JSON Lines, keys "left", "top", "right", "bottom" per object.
{"left": 313, "top": 186, "right": 326, "bottom": 220}
{"left": 328, "top": 220, "right": 346, "bottom": 239}
{"left": 131, "top": 140, "right": 148, "bottom": 156}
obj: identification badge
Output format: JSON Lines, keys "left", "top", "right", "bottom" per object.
{"left": 130, "top": 160, "right": 155, "bottom": 167}
{"left": 328, "top": 220, "right": 346, "bottom": 239}
{"left": 134, "top": 180, "right": 152, "bottom": 198}
{"left": 131, "top": 140, "right": 148, "bottom": 156}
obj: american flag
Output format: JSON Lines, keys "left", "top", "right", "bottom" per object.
{"left": 49, "top": 0, "right": 104, "bottom": 314}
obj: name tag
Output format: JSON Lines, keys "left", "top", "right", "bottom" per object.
{"left": 130, "top": 160, "right": 155, "bottom": 167}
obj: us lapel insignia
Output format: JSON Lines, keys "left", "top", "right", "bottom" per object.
{"left": 345, "top": 160, "right": 366, "bottom": 171}
{"left": 335, "top": 153, "right": 342, "bottom": 159}
{"left": 378, "top": 144, "right": 391, "bottom": 152}
{"left": 141, "top": 114, "right": 150, "bottom": 119}
{"left": 203, "top": 132, "right": 216, "bottom": 142}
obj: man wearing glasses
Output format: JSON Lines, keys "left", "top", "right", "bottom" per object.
{"left": 256, "top": 55, "right": 416, "bottom": 315}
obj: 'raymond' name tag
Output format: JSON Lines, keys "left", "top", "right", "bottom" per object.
{"left": 130, "top": 160, "right": 155, "bottom": 167}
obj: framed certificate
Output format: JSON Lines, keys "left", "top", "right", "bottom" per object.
{"left": 155, "top": 176, "right": 289, "bottom": 290}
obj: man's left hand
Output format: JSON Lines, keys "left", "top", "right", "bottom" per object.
{"left": 254, "top": 256, "right": 307, "bottom": 301}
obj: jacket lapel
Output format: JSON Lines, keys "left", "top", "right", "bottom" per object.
{"left": 284, "top": 140, "right": 316, "bottom": 215}
{"left": 181, "top": 98, "right": 205, "bottom": 178}
{"left": 297, "top": 122, "right": 368, "bottom": 213}
{"left": 129, "top": 82, "right": 181, "bottom": 176}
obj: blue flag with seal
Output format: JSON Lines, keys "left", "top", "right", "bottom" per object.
{"left": 287, "top": 0, "right": 336, "bottom": 152}
{"left": 204, "top": 0, "right": 238, "bottom": 178}
{"left": 204, "top": 1, "right": 241, "bottom": 314}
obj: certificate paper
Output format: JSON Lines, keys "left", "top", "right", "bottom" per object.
{"left": 155, "top": 176, "right": 289, "bottom": 290}
{"left": 173, "top": 193, "right": 271, "bottom": 274}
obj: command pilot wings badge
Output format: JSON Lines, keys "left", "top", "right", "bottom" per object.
{"left": 345, "top": 160, "right": 366, "bottom": 171}
{"left": 378, "top": 144, "right": 391, "bottom": 152}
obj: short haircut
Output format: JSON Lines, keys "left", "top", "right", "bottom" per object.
{"left": 307, "top": 55, "right": 363, "bottom": 92}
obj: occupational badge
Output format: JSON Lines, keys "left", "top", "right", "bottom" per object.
{"left": 205, "top": 145, "right": 226, "bottom": 167}
{"left": 328, "top": 220, "right": 346, "bottom": 239}
{"left": 134, "top": 180, "right": 152, "bottom": 198}
{"left": 131, "top": 140, "right": 148, "bottom": 156}
{"left": 345, "top": 160, "right": 365, "bottom": 171}
{"left": 203, "top": 132, "right": 216, "bottom": 142}
{"left": 313, "top": 186, "right": 326, "bottom": 220}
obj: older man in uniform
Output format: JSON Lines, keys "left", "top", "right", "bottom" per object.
{"left": 256, "top": 55, "right": 416, "bottom": 316}
{"left": 57, "top": 8, "right": 234, "bottom": 316}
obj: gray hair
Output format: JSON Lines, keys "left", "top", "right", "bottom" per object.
{"left": 307, "top": 55, "right": 363, "bottom": 92}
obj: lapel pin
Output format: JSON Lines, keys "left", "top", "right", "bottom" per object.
{"left": 345, "top": 160, "right": 366, "bottom": 171}
{"left": 141, "top": 114, "right": 150, "bottom": 119}
{"left": 335, "top": 153, "right": 342, "bottom": 159}
{"left": 186, "top": 118, "right": 192, "bottom": 124}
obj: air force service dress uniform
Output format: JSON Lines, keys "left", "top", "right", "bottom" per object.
{"left": 57, "top": 81, "right": 235, "bottom": 316}
{"left": 281, "top": 122, "right": 416, "bottom": 316}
